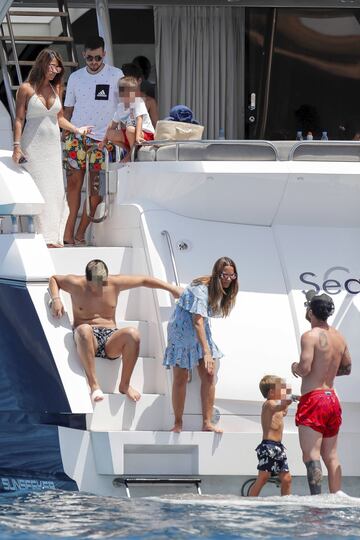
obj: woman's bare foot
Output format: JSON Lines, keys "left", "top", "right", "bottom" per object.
{"left": 203, "top": 423, "right": 223, "bottom": 433}
{"left": 119, "top": 384, "right": 141, "bottom": 402}
{"left": 171, "top": 422, "right": 183, "bottom": 433}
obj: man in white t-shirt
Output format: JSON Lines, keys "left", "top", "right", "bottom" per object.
{"left": 63, "top": 36, "right": 123, "bottom": 245}
{"left": 101, "top": 76, "right": 154, "bottom": 162}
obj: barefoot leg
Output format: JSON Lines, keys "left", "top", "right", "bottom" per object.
{"left": 279, "top": 471, "right": 292, "bottom": 496}
{"left": 197, "top": 360, "right": 222, "bottom": 432}
{"left": 74, "top": 324, "right": 101, "bottom": 395}
{"left": 248, "top": 471, "right": 270, "bottom": 497}
{"left": 64, "top": 168, "right": 84, "bottom": 244}
{"left": 105, "top": 327, "right": 141, "bottom": 401}
{"left": 171, "top": 367, "right": 189, "bottom": 432}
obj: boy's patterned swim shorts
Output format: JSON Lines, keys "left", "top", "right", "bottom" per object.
{"left": 255, "top": 439, "right": 289, "bottom": 476}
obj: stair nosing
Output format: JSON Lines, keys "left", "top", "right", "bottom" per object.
{"left": 9, "top": 11, "right": 69, "bottom": 17}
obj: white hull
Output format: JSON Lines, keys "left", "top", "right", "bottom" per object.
{"left": 1, "top": 143, "right": 360, "bottom": 497}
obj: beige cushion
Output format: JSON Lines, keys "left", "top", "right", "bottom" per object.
{"left": 154, "top": 120, "right": 204, "bottom": 141}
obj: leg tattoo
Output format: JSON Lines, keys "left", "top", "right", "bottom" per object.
{"left": 305, "top": 460, "right": 322, "bottom": 495}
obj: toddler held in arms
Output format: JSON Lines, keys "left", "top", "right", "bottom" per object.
{"left": 248, "top": 375, "right": 295, "bottom": 497}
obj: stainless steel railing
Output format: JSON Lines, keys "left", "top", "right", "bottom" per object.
{"left": 161, "top": 229, "right": 194, "bottom": 383}
{"left": 161, "top": 230, "right": 180, "bottom": 287}
{"left": 134, "top": 139, "right": 280, "bottom": 161}
{"left": 85, "top": 145, "right": 112, "bottom": 223}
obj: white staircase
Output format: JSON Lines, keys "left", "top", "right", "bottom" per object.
{"left": 50, "top": 242, "right": 218, "bottom": 494}
{"left": 50, "top": 228, "right": 268, "bottom": 496}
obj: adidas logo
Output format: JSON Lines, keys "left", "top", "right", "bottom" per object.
{"left": 97, "top": 89, "right": 107, "bottom": 97}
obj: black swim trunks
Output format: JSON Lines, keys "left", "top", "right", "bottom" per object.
{"left": 92, "top": 327, "right": 118, "bottom": 358}
{"left": 255, "top": 439, "right": 289, "bottom": 476}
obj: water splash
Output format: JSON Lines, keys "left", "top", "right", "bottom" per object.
{"left": 0, "top": 491, "right": 360, "bottom": 539}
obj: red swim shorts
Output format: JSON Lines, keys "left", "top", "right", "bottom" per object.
{"left": 295, "top": 388, "right": 342, "bottom": 438}
{"left": 121, "top": 128, "right": 154, "bottom": 147}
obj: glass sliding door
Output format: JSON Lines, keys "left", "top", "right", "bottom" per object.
{"left": 245, "top": 8, "right": 360, "bottom": 140}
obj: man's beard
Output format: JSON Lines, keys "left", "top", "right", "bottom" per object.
{"left": 87, "top": 62, "right": 103, "bottom": 73}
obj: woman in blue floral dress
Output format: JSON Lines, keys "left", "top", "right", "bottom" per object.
{"left": 163, "top": 256, "right": 239, "bottom": 433}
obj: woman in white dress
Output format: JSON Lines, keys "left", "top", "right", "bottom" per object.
{"left": 12, "top": 49, "right": 91, "bottom": 247}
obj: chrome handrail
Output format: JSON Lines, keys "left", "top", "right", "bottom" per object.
{"left": 161, "top": 230, "right": 192, "bottom": 382}
{"left": 135, "top": 139, "right": 280, "bottom": 161}
{"left": 289, "top": 140, "right": 360, "bottom": 161}
{"left": 85, "top": 144, "right": 110, "bottom": 223}
{"left": 161, "top": 230, "right": 180, "bottom": 287}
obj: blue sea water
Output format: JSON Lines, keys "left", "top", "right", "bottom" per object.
{"left": 1, "top": 491, "right": 360, "bottom": 539}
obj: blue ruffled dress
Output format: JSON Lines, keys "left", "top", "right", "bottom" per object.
{"left": 163, "top": 283, "right": 223, "bottom": 370}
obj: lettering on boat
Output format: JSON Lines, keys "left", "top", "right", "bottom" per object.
{"left": 299, "top": 267, "right": 360, "bottom": 295}
{"left": 0, "top": 477, "right": 56, "bottom": 491}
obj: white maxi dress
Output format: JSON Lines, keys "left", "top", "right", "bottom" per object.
{"left": 21, "top": 92, "right": 69, "bottom": 245}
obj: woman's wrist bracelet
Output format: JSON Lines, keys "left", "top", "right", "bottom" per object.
{"left": 13, "top": 142, "right": 21, "bottom": 146}
{"left": 52, "top": 296, "right": 60, "bottom": 301}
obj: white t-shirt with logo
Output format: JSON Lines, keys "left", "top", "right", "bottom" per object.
{"left": 64, "top": 64, "right": 123, "bottom": 141}
{"left": 113, "top": 97, "right": 154, "bottom": 134}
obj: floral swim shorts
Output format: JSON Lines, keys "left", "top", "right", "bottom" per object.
{"left": 63, "top": 132, "right": 121, "bottom": 171}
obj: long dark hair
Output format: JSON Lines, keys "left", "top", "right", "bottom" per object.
{"left": 28, "top": 48, "right": 64, "bottom": 93}
{"left": 192, "top": 256, "right": 238, "bottom": 317}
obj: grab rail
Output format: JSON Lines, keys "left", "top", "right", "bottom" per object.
{"left": 161, "top": 230, "right": 180, "bottom": 287}
{"left": 161, "top": 230, "right": 193, "bottom": 383}
{"left": 135, "top": 139, "right": 280, "bottom": 161}
{"left": 85, "top": 145, "right": 110, "bottom": 223}
{"left": 289, "top": 140, "right": 360, "bottom": 161}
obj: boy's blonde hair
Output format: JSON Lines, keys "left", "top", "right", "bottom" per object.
{"left": 259, "top": 375, "right": 283, "bottom": 398}
{"left": 118, "top": 76, "right": 139, "bottom": 92}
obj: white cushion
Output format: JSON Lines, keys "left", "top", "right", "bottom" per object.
{"left": 154, "top": 120, "right": 204, "bottom": 141}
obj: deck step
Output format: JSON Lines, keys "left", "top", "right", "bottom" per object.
{"left": 90, "top": 431, "right": 270, "bottom": 476}
{"left": 91, "top": 430, "right": 203, "bottom": 476}
{"left": 49, "top": 246, "right": 133, "bottom": 276}
{"left": 113, "top": 475, "right": 202, "bottom": 497}
{"left": 95, "top": 355, "right": 165, "bottom": 395}
{"left": 88, "top": 393, "right": 167, "bottom": 431}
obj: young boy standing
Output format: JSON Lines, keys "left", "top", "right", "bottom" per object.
{"left": 101, "top": 76, "right": 154, "bottom": 161}
{"left": 248, "top": 375, "right": 293, "bottom": 496}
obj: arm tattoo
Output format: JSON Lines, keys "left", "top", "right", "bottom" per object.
{"left": 305, "top": 460, "right": 322, "bottom": 495}
{"left": 337, "top": 364, "right": 351, "bottom": 376}
{"left": 319, "top": 331, "right": 328, "bottom": 349}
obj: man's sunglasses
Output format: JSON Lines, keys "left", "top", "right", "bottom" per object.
{"left": 85, "top": 55, "right": 103, "bottom": 62}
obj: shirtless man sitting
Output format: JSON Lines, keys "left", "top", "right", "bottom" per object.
{"left": 291, "top": 290, "right": 352, "bottom": 495}
{"left": 49, "top": 259, "right": 182, "bottom": 403}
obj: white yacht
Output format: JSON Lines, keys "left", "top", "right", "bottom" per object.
{"left": 0, "top": 0, "right": 360, "bottom": 498}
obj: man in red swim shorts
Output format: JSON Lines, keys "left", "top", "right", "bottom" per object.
{"left": 291, "top": 290, "right": 352, "bottom": 495}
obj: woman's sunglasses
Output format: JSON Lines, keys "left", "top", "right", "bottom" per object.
{"left": 220, "top": 272, "right": 237, "bottom": 280}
